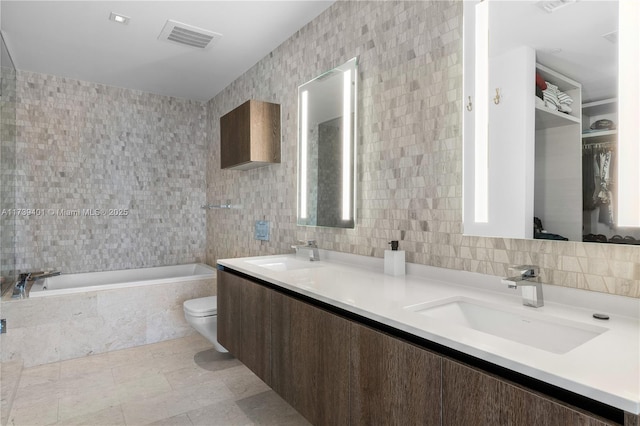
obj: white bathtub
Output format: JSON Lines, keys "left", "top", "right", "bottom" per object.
{"left": 29, "top": 263, "right": 215, "bottom": 298}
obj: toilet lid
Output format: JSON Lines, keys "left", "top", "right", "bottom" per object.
{"left": 184, "top": 296, "right": 217, "bottom": 316}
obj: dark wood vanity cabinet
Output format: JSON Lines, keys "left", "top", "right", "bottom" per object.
{"left": 217, "top": 270, "right": 271, "bottom": 384}
{"left": 219, "top": 99, "right": 280, "bottom": 170}
{"left": 217, "top": 269, "right": 633, "bottom": 426}
{"left": 443, "top": 359, "right": 615, "bottom": 426}
{"left": 350, "top": 323, "right": 442, "bottom": 425}
{"left": 271, "top": 291, "right": 351, "bottom": 426}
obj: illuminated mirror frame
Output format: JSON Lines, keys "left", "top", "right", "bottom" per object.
{"left": 297, "top": 57, "right": 357, "bottom": 229}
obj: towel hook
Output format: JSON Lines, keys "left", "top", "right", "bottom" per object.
{"left": 466, "top": 96, "right": 473, "bottom": 111}
{"left": 493, "top": 88, "right": 501, "bottom": 105}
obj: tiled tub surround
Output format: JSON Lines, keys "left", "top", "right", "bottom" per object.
{"left": 0, "top": 273, "right": 215, "bottom": 367}
{"left": 205, "top": 1, "right": 639, "bottom": 297}
{"left": 218, "top": 251, "right": 640, "bottom": 417}
{"left": 14, "top": 70, "right": 207, "bottom": 275}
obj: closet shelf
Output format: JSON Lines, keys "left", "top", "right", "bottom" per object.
{"left": 582, "top": 129, "right": 617, "bottom": 139}
{"left": 535, "top": 105, "right": 581, "bottom": 130}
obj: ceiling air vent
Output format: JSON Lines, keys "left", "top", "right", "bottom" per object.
{"left": 158, "top": 20, "right": 221, "bottom": 49}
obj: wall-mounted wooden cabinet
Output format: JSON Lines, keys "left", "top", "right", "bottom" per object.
{"left": 220, "top": 99, "right": 281, "bottom": 170}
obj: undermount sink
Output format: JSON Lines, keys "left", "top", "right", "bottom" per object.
{"left": 405, "top": 297, "right": 608, "bottom": 354}
{"left": 245, "top": 256, "right": 322, "bottom": 272}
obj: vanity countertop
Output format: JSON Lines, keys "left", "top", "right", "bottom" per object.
{"left": 217, "top": 251, "right": 640, "bottom": 414}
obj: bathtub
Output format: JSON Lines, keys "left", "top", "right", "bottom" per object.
{"left": 29, "top": 263, "right": 215, "bottom": 298}
{"left": 3, "top": 263, "right": 216, "bottom": 367}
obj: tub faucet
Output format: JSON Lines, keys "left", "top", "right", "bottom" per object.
{"left": 292, "top": 240, "right": 320, "bottom": 261}
{"left": 502, "top": 265, "right": 543, "bottom": 308}
{"left": 12, "top": 273, "right": 31, "bottom": 299}
{"left": 11, "top": 271, "right": 61, "bottom": 299}
{"left": 33, "top": 271, "right": 61, "bottom": 281}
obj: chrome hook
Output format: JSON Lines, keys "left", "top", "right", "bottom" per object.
{"left": 493, "top": 88, "right": 501, "bottom": 105}
{"left": 466, "top": 96, "right": 473, "bottom": 111}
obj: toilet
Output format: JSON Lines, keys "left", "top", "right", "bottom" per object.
{"left": 183, "top": 296, "right": 228, "bottom": 353}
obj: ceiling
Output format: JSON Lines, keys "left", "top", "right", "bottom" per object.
{"left": 490, "top": 0, "right": 618, "bottom": 104}
{"left": 1, "top": 1, "right": 335, "bottom": 101}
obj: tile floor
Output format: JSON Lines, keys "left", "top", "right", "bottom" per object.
{"left": 5, "top": 334, "right": 311, "bottom": 426}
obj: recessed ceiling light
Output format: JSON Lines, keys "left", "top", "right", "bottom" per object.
{"left": 109, "top": 12, "right": 130, "bottom": 25}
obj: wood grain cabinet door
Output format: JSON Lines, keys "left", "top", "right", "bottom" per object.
{"left": 217, "top": 270, "right": 242, "bottom": 357}
{"left": 443, "top": 359, "right": 615, "bottom": 426}
{"left": 442, "top": 359, "right": 501, "bottom": 426}
{"left": 271, "top": 291, "right": 350, "bottom": 426}
{"left": 216, "top": 270, "right": 271, "bottom": 385}
{"left": 350, "top": 323, "right": 442, "bottom": 426}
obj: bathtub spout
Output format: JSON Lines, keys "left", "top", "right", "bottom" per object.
{"left": 33, "top": 271, "right": 61, "bottom": 281}
{"left": 11, "top": 273, "right": 31, "bottom": 299}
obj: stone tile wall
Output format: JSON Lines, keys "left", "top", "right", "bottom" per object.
{"left": 14, "top": 71, "right": 207, "bottom": 273}
{"left": 1, "top": 45, "right": 17, "bottom": 292}
{"left": 206, "top": 0, "right": 639, "bottom": 297}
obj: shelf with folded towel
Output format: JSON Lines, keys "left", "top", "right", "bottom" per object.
{"left": 535, "top": 63, "right": 581, "bottom": 131}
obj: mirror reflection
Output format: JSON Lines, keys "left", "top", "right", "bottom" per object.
{"left": 297, "top": 58, "right": 357, "bottom": 229}
{"left": 463, "top": 0, "right": 640, "bottom": 245}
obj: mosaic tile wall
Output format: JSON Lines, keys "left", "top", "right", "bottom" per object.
{"left": 1, "top": 39, "right": 17, "bottom": 292}
{"left": 206, "top": 0, "right": 639, "bottom": 298}
{"left": 14, "top": 71, "right": 207, "bottom": 274}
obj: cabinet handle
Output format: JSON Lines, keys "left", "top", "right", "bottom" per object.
{"left": 466, "top": 96, "right": 473, "bottom": 111}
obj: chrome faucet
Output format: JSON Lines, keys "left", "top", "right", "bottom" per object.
{"left": 12, "top": 273, "right": 31, "bottom": 299}
{"left": 11, "top": 271, "right": 61, "bottom": 299}
{"left": 292, "top": 240, "right": 320, "bottom": 261}
{"left": 502, "top": 265, "right": 543, "bottom": 308}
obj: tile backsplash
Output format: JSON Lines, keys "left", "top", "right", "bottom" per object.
{"left": 205, "top": 0, "right": 639, "bottom": 297}
{"left": 14, "top": 72, "right": 207, "bottom": 273}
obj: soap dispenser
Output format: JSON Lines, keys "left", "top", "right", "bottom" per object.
{"left": 384, "top": 240, "right": 405, "bottom": 276}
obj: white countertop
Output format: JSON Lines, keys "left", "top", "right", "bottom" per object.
{"left": 217, "top": 250, "right": 640, "bottom": 414}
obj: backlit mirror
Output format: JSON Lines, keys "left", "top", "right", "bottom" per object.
{"left": 297, "top": 57, "right": 357, "bottom": 228}
{"left": 463, "top": 0, "right": 640, "bottom": 244}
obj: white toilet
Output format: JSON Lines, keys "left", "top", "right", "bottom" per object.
{"left": 183, "top": 296, "right": 228, "bottom": 353}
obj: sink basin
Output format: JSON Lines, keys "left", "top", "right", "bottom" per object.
{"left": 245, "top": 256, "right": 322, "bottom": 272}
{"left": 405, "top": 297, "right": 608, "bottom": 354}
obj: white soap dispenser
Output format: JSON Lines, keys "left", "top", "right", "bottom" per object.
{"left": 384, "top": 240, "right": 405, "bottom": 276}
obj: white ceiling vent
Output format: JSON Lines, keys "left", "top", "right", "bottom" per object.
{"left": 158, "top": 20, "right": 221, "bottom": 49}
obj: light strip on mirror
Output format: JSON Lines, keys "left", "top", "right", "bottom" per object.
{"left": 617, "top": 0, "right": 640, "bottom": 227}
{"left": 474, "top": 0, "right": 489, "bottom": 223}
{"left": 300, "top": 90, "right": 309, "bottom": 219}
{"left": 342, "top": 69, "right": 352, "bottom": 221}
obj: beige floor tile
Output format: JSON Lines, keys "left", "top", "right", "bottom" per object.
{"left": 217, "top": 366, "right": 271, "bottom": 400}
{"left": 55, "top": 369, "right": 115, "bottom": 398}
{"left": 49, "top": 404, "right": 125, "bottom": 426}
{"left": 236, "top": 391, "right": 311, "bottom": 426}
{"left": 8, "top": 397, "right": 58, "bottom": 426}
{"left": 147, "top": 413, "right": 193, "bottom": 426}
{"left": 58, "top": 352, "right": 113, "bottom": 379}
{"left": 107, "top": 344, "right": 155, "bottom": 368}
{"left": 16, "top": 362, "right": 59, "bottom": 388}
{"left": 11, "top": 385, "right": 58, "bottom": 410}
{"left": 110, "top": 349, "right": 202, "bottom": 386}
{"left": 116, "top": 373, "right": 173, "bottom": 404}
{"left": 7, "top": 336, "right": 306, "bottom": 426}
{"left": 57, "top": 385, "right": 120, "bottom": 422}
{"left": 147, "top": 334, "right": 210, "bottom": 359}
{"left": 186, "top": 400, "right": 253, "bottom": 426}
{"left": 163, "top": 350, "right": 240, "bottom": 391}
{"left": 121, "top": 379, "right": 235, "bottom": 425}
